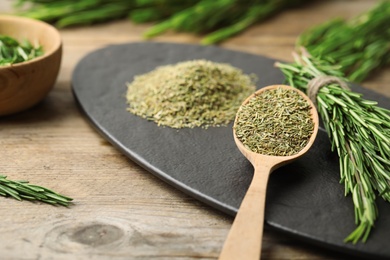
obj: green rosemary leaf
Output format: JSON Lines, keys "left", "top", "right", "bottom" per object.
{"left": 368, "top": 124, "right": 389, "bottom": 142}
{"left": 56, "top": 3, "right": 131, "bottom": 28}
{"left": 349, "top": 109, "right": 368, "bottom": 128}
{"left": 18, "top": 194, "right": 37, "bottom": 200}
{"left": 45, "top": 192, "right": 72, "bottom": 202}
{"left": 317, "top": 96, "right": 329, "bottom": 110}
{"left": 0, "top": 35, "right": 43, "bottom": 66}
{"left": 53, "top": 200, "right": 71, "bottom": 207}
{"left": 30, "top": 185, "right": 74, "bottom": 201}
{"left": 20, "top": 184, "right": 45, "bottom": 193}
{"left": 0, "top": 185, "right": 21, "bottom": 200}
{"left": 201, "top": 4, "right": 276, "bottom": 45}
{"left": 40, "top": 198, "right": 58, "bottom": 205}
{"left": 5, "top": 183, "right": 46, "bottom": 197}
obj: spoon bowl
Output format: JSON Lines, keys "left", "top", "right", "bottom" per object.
{"left": 219, "top": 84, "right": 319, "bottom": 260}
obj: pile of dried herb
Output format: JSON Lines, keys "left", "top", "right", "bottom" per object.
{"left": 13, "top": 0, "right": 311, "bottom": 44}
{"left": 234, "top": 87, "right": 314, "bottom": 156}
{"left": 275, "top": 1, "right": 390, "bottom": 244}
{"left": 0, "top": 35, "right": 43, "bottom": 66}
{"left": 126, "top": 60, "right": 256, "bottom": 128}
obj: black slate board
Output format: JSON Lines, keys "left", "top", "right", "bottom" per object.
{"left": 72, "top": 42, "right": 390, "bottom": 259}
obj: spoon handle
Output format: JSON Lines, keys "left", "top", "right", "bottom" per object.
{"left": 219, "top": 164, "right": 270, "bottom": 260}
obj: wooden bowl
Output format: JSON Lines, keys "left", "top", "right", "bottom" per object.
{"left": 0, "top": 15, "right": 62, "bottom": 116}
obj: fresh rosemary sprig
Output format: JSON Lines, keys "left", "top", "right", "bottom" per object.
{"left": 0, "top": 175, "right": 73, "bottom": 206}
{"left": 0, "top": 35, "right": 43, "bottom": 66}
{"left": 144, "top": 0, "right": 310, "bottom": 45}
{"left": 273, "top": 1, "right": 390, "bottom": 243}
{"left": 275, "top": 51, "right": 390, "bottom": 244}
{"left": 13, "top": 0, "right": 311, "bottom": 44}
{"left": 297, "top": 1, "right": 390, "bottom": 82}
{"left": 13, "top": 0, "right": 135, "bottom": 27}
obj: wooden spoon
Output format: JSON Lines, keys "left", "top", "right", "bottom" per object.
{"left": 219, "top": 84, "right": 319, "bottom": 260}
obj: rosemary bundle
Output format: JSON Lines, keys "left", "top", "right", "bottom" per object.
{"left": 297, "top": 1, "right": 390, "bottom": 82}
{"left": 0, "top": 175, "right": 73, "bottom": 206}
{"left": 276, "top": 52, "right": 390, "bottom": 243}
{"left": 0, "top": 35, "right": 43, "bottom": 66}
{"left": 13, "top": 0, "right": 311, "bottom": 44}
{"left": 274, "top": 2, "right": 390, "bottom": 243}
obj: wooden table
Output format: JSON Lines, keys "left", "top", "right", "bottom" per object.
{"left": 1, "top": 1, "right": 389, "bottom": 259}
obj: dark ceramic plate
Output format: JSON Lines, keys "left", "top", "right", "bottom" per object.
{"left": 72, "top": 42, "right": 390, "bottom": 259}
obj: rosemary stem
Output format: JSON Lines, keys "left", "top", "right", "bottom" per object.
{"left": 0, "top": 175, "right": 73, "bottom": 206}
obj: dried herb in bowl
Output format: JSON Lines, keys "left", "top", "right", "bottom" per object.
{"left": 126, "top": 59, "right": 256, "bottom": 129}
{"left": 0, "top": 35, "right": 43, "bottom": 66}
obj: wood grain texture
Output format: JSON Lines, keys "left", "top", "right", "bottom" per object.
{"left": 0, "top": 1, "right": 389, "bottom": 259}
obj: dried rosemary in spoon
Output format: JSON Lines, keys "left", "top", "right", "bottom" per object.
{"left": 126, "top": 59, "right": 256, "bottom": 129}
{"left": 235, "top": 86, "right": 315, "bottom": 156}
{"left": 220, "top": 85, "right": 318, "bottom": 259}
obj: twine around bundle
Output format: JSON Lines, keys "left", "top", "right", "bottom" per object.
{"left": 307, "top": 76, "right": 350, "bottom": 107}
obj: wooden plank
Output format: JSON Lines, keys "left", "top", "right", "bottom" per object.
{"left": 0, "top": 1, "right": 388, "bottom": 259}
